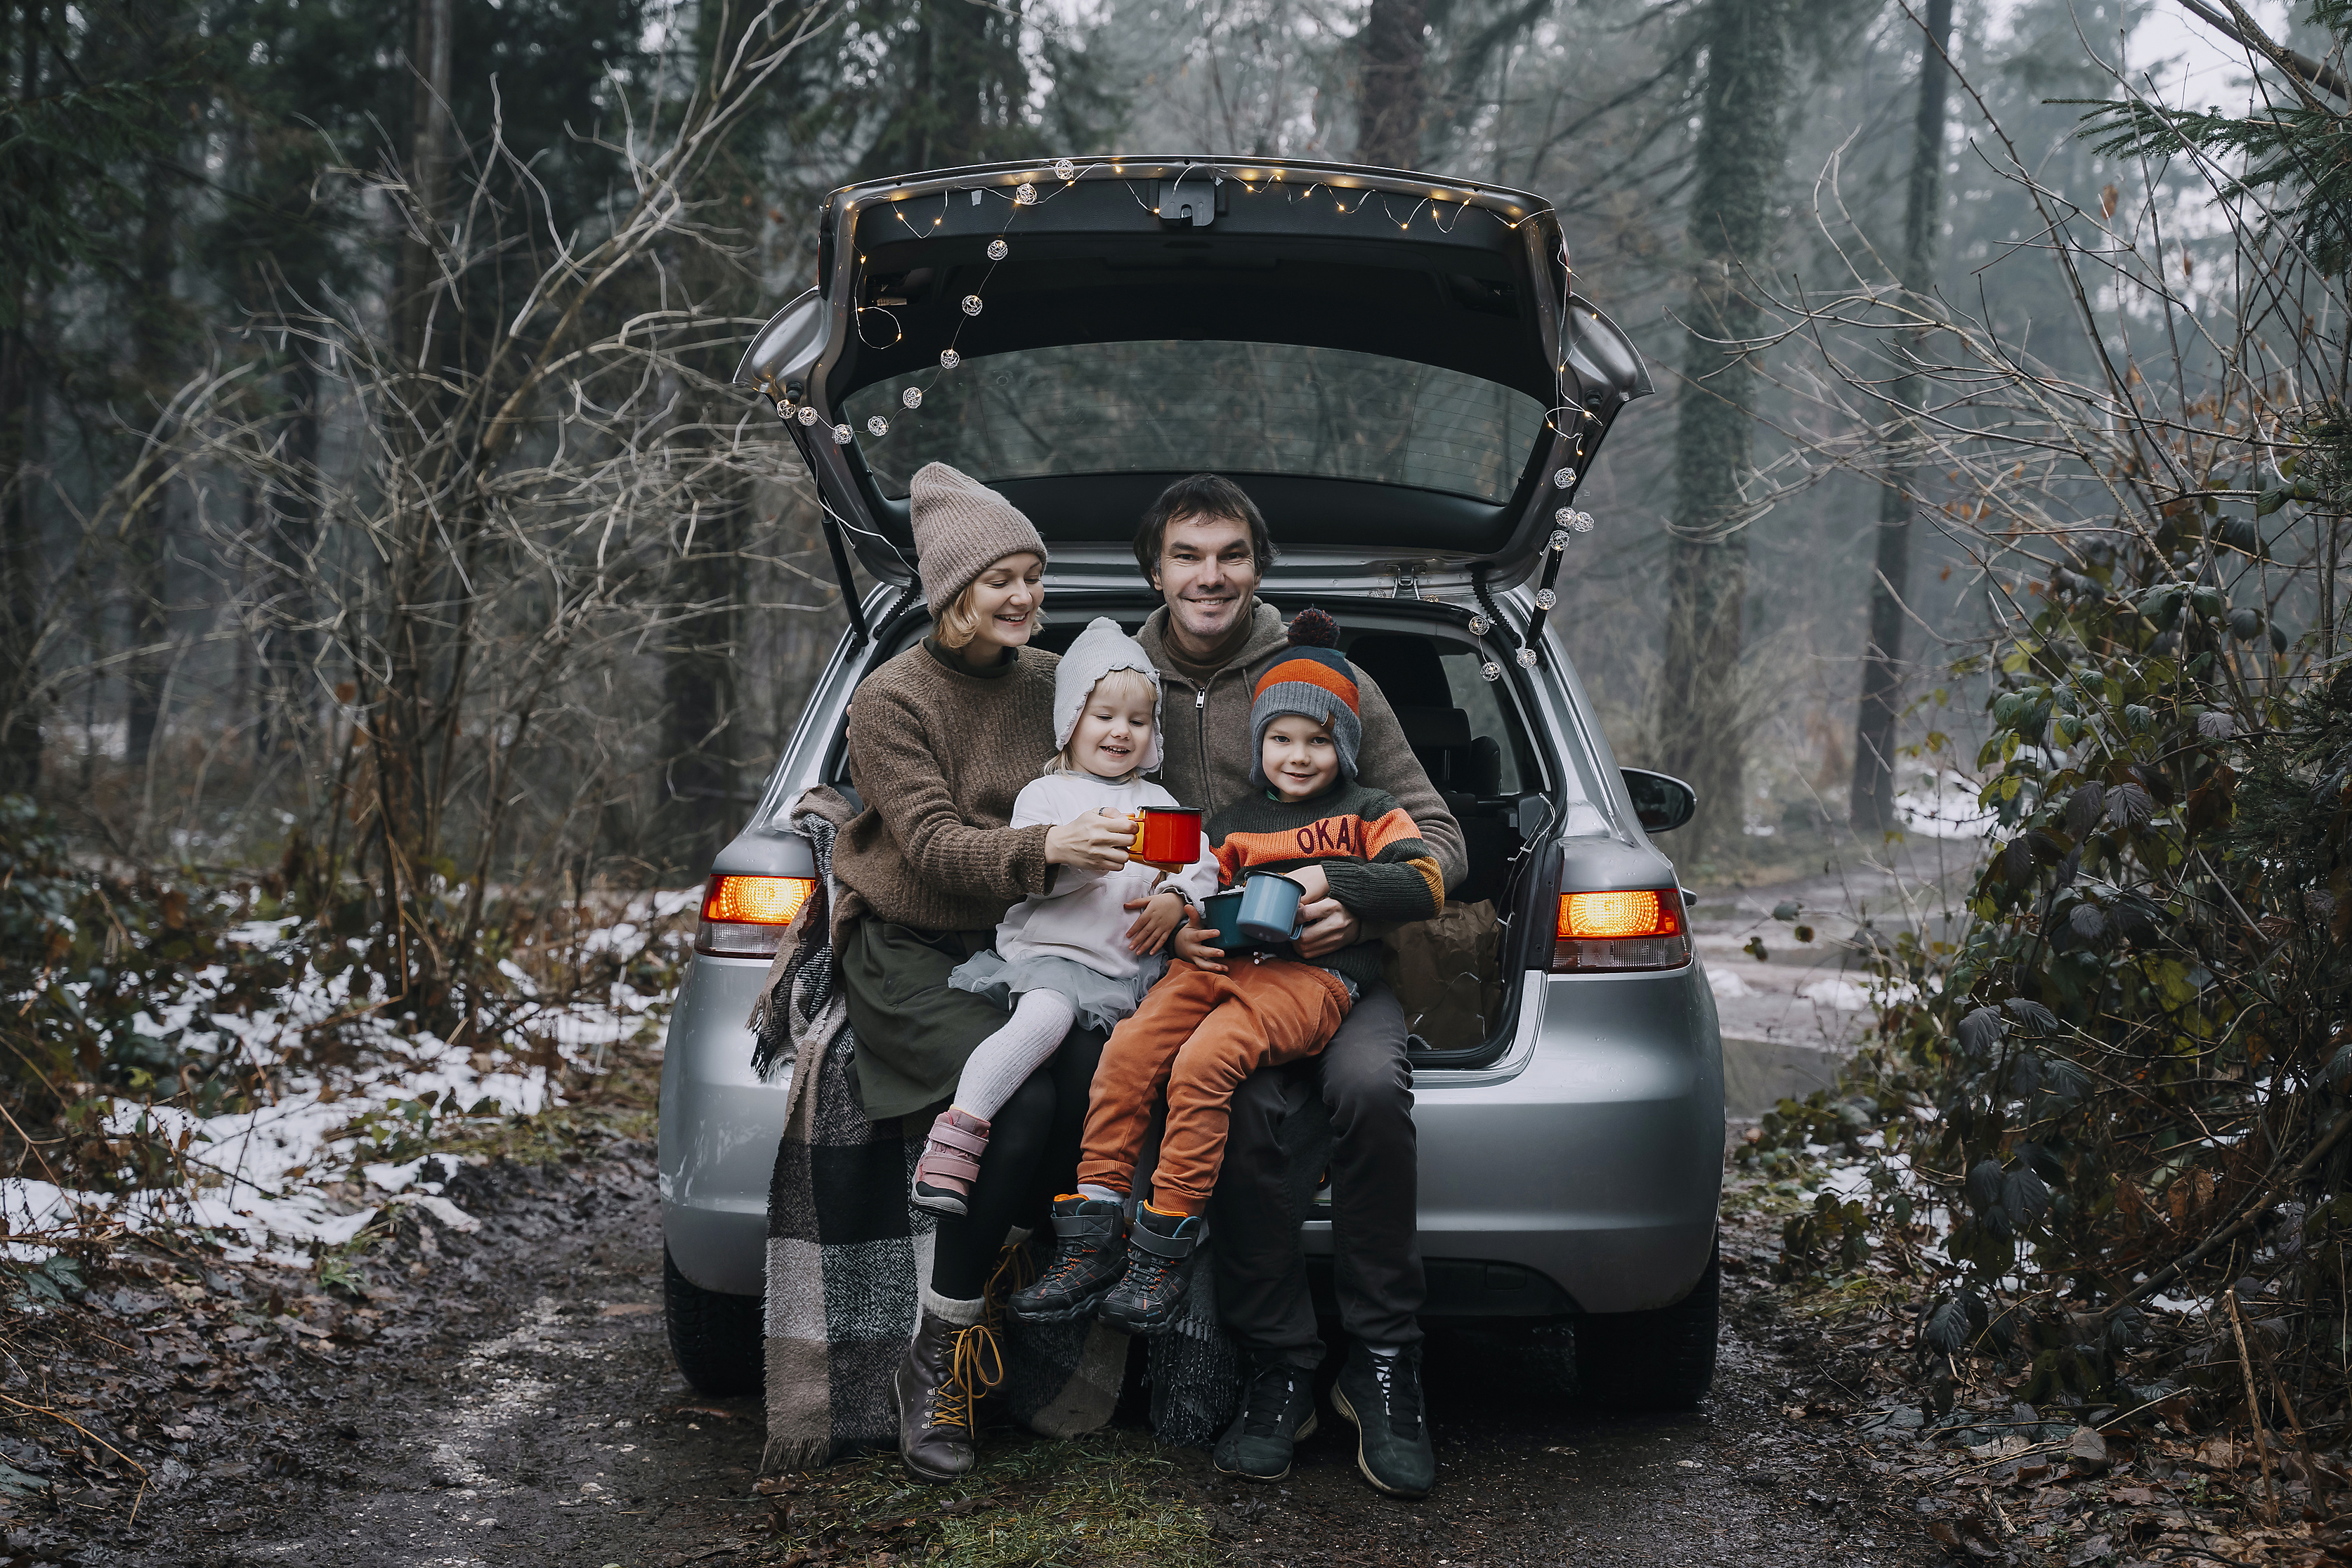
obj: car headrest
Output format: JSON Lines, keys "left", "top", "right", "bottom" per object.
{"left": 1467, "top": 734, "right": 1503, "bottom": 795}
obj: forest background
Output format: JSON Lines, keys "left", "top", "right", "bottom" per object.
{"left": 9, "top": 0, "right": 2352, "bottom": 1475}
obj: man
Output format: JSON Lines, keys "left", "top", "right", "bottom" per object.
{"left": 1130, "top": 473, "right": 1459, "bottom": 1498}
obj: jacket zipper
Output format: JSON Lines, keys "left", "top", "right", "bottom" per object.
{"left": 1194, "top": 684, "right": 1210, "bottom": 806}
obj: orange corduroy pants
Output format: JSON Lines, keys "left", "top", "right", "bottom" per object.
{"left": 1076, "top": 958, "right": 1352, "bottom": 1216}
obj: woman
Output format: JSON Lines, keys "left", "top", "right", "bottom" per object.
{"left": 827, "top": 462, "right": 1137, "bottom": 1482}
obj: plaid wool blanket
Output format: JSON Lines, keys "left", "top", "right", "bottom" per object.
{"left": 749, "top": 788, "right": 1143, "bottom": 1470}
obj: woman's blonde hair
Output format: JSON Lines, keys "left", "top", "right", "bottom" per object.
{"left": 934, "top": 554, "right": 1045, "bottom": 650}
{"left": 1048, "top": 665, "right": 1158, "bottom": 779}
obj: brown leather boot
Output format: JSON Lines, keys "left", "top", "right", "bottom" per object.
{"left": 891, "top": 1309, "right": 1002, "bottom": 1482}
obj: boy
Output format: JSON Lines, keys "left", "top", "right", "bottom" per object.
{"left": 1010, "top": 609, "right": 1444, "bottom": 1335}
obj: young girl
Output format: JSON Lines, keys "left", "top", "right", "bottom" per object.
{"left": 913, "top": 618, "right": 1220, "bottom": 1215}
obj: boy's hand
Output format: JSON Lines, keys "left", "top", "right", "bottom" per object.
{"left": 1170, "top": 908, "right": 1229, "bottom": 973}
{"left": 1286, "top": 863, "right": 1331, "bottom": 903}
{"left": 1122, "top": 890, "right": 1187, "bottom": 955}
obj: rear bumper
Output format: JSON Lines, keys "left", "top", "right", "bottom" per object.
{"left": 658, "top": 960, "right": 1724, "bottom": 1313}
{"left": 658, "top": 954, "right": 790, "bottom": 1298}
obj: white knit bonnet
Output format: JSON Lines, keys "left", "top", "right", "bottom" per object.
{"left": 1054, "top": 618, "right": 1163, "bottom": 773}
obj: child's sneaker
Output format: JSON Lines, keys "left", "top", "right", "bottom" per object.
{"left": 1097, "top": 1203, "right": 1201, "bottom": 1334}
{"left": 911, "top": 1108, "right": 990, "bottom": 1217}
{"left": 1009, "top": 1196, "right": 1126, "bottom": 1322}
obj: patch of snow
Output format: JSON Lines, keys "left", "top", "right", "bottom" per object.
{"left": 0, "top": 891, "right": 686, "bottom": 1268}
{"left": 1896, "top": 769, "right": 1997, "bottom": 839}
{"left": 1707, "top": 967, "right": 1756, "bottom": 1000}
{"left": 1801, "top": 977, "right": 1874, "bottom": 1011}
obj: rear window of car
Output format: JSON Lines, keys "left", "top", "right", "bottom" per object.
{"left": 843, "top": 341, "right": 1550, "bottom": 506}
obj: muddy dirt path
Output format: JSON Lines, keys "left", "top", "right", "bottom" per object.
{"left": 74, "top": 1144, "right": 1938, "bottom": 1568}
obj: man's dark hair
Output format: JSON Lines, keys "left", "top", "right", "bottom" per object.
{"left": 1132, "top": 473, "right": 1275, "bottom": 584}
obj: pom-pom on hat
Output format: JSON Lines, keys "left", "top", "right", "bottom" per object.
{"left": 1249, "top": 607, "right": 1362, "bottom": 787}
{"left": 1054, "top": 618, "right": 1164, "bottom": 773}
{"left": 908, "top": 462, "right": 1048, "bottom": 618}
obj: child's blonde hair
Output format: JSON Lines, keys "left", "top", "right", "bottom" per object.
{"left": 1047, "top": 666, "right": 1158, "bottom": 779}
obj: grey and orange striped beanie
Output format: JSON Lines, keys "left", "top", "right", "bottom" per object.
{"left": 1248, "top": 608, "right": 1362, "bottom": 787}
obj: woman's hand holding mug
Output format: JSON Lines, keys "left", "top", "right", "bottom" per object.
{"left": 1045, "top": 807, "right": 1136, "bottom": 871}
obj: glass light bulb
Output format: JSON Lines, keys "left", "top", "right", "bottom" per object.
{"left": 1480, "top": 660, "right": 1503, "bottom": 682}
{"left": 866, "top": 414, "right": 889, "bottom": 437}
{"left": 1467, "top": 613, "right": 1489, "bottom": 636}
{"left": 987, "top": 238, "right": 1009, "bottom": 261}
{"left": 1014, "top": 182, "right": 1038, "bottom": 205}
{"left": 1535, "top": 588, "right": 1556, "bottom": 610}
{"left": 1053, "top": 157, "right": 1076, "bottom": 181}
{"left": 1549, "top": 529, "right": 1570, "bottom": 552}
{"left": 831, "top": 423, "right": 852, "bottom": 445}
{"left": 939, "top": 349, "right": 960, "bottom": 370}
{"left": 1555, "top": 506, "right": 1574, "bottom": 525}
{"left": 901, "top": 386, "right": 922, "bottom": 409}
{"left": 795, "top": 405, "right": 818, "bottom": 426}
{"left": 1572, "top": 511, "right": 1596, "bottom": 534}
{"left": 1516, "top": 646, "right": 1539, "bottom": 668}
{"left": 961, "top": 294, "right": 984, "bottom": 316}
{"left": 1554, "top": 466, "right": 1576, "bottom": 488}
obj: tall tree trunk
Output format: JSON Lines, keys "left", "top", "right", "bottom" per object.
{"left": 1355, "top": 0, "right": 1427, "bottom": 168}
{"left": 1, "top": 0, "right": 45, "bottom": 796}
{"left": 256, "top": 359, "right": 320, "bottom": 758}
{"left": 1850, "top": 0, "right": 1956, "bottom": 835}
{"left": 659, "top": 455, "right": 745, "bottom": 873}
{"left": 125, "top": 154, "right": 176, "bottom": 769}
{"left": 1653, "top": 0, "right": 1794, "bottom": 862}
{"left": 398, "top": 0, "right": 452, "bottom": 371}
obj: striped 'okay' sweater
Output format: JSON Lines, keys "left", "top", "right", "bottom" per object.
{"left": 1207, "top": 779, "right": 1445, "bottom": 993}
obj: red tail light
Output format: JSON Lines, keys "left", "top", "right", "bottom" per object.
{"left": 697, "top": 875, "right": 816, "bottom": 958}
{"left": 1553, "top": 887, "right": 1690, "bottom": 972}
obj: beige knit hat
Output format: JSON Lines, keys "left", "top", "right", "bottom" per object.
{"left": 909, "top": 462, "right": 1048, "bottom": 617}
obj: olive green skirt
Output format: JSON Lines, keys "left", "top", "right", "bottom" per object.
{"left": 835, "top": 916, "right": 1016, "bottom": 1122}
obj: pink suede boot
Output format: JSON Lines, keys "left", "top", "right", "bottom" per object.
{"left": 912, "top": 1108, "right": 991, "bottom": 1217}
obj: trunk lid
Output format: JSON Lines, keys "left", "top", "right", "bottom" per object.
{"left": 736, "top": 157, "right": 1649, "bottom": 596}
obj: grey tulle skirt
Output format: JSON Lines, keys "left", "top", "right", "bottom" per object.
{"left": 946, "top": 950, "right": 1161, "bottom": 1034}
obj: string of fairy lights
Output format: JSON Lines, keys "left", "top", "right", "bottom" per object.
{"left": 769, "top": 157, "right": 1609, "bottom": 677}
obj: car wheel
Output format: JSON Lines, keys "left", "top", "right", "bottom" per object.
{"left": 1572, "top": 1241, "right": 1718, "bottom": 1410}
{"left": 664, "top": 1244, "right": 764, "bottom": 1397}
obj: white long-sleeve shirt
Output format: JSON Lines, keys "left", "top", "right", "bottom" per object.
{"left": 995, "top": 772, "right": 1220, "bottom": 979}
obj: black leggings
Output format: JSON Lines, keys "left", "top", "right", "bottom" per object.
{"left": 929, "top": 1024, "right": 1106, "bottom": 1300}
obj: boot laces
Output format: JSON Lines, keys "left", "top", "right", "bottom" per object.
{"left": 927, "top": 1321, "right": 1004, "bottom": 1435}
{"left": 981, "top": 1241, "right": 1035, "bottom": 1331}
{"left": 1040, "top": 1233, "right": 1106, "bottom": 1293}
{"left": 1123, "top": 1252, "right": 1180, "bottom": 1298}
{"left": 1368, "top": 1349, "right": 1423, "bottom": 1438}
{"left": 1241, "top": 1366, "right": 1300, "bottom": 1437}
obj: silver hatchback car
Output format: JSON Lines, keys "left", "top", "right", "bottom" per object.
{"left": 658, "top": 156, "right": 1725, "bottom": 1410}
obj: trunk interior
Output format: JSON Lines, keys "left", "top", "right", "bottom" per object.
{"left": 821, "top": 591, "right": 1572, "bottom": 1069}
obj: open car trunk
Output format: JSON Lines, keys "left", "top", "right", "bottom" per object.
{"left": 812, "top": 591, "right": 1583, "bottom": 1069}
{"left": 738, "top": 157, "right": 1650, "bottom": 603}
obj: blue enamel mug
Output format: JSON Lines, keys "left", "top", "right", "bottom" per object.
{"left": 1198, "top": 889, "right": 1251, "bottom": 955}
{"left": 1236, "top": 872, "right": 1308, "bottom": 945}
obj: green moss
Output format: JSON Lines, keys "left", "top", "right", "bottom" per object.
{"left": 758, "top": 1435, "right": 1219, "bottom": 1567}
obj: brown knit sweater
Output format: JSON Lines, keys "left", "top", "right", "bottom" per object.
{"left": 832, "top": 639, "right": 1063, "bottom": 932}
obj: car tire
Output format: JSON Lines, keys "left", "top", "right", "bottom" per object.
{"left": 1572, "top": 1241, "right": 1718, "bottom": 1409}
{"left": 664, "top": 1244, "right": 764, "bottom": 1397}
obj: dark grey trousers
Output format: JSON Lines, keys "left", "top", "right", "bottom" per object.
{"left": 1207, "top": 982, "right": 1425, "bottom": 1370}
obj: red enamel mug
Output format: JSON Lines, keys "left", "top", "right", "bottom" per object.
{"left": 1129, "top": 806, "right": 1203, "bottom": 870}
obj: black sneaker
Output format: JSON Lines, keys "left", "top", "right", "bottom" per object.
{"left": 1213, "top": 1358, "right": 1320, "bottom": 1482}
{"left": 1096, "top": 1203, "right": 1201, "bottom": 1334}
{"left": 1009, "top": 1196, "right": 1126, "bottom": 1324}
{"left": 1329, "top": 1341, "right": 1435, "bottom": 1498}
